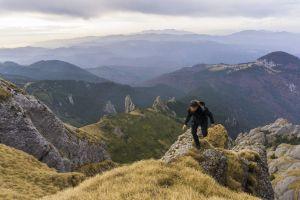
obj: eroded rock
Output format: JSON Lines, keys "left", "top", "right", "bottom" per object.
{"left": 124, "top": 95, "right": 136, "bottom": 113}
{"left": 0, "top": 79, "right": 110, "bottom": 172}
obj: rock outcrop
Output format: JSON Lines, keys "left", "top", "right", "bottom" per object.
{"left": 124, "top": 95, "right": 136, "bottom": 113}
{"left": 103, "top": 100, "right": 117, "bottom": 115}
{"left": 162, "top": 124, "right": 274, "bottom": 200}
{"left": 235, "top": 119, "right": 300, "bottom": 200}
{"left": 152, "top": 96, "right": 176, "bottom": 117}
{"left": 0, "top": 79, "right": 110, "bottom": 172}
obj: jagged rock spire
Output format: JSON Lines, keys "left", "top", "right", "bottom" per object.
{"left": 125, "top": 95, "right": 136, "bottom": 113}
{"left": 152, "top": 96, "right": 168, "bottom": 111}
{"left": 103, "top": 100, "right": 117, "bottom": 115}
{"left": 152, "top": 96, "right": 176, "bottom": 117}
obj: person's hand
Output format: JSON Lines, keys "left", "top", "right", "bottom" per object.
{"left": 182, "top": 124, "right": 187, "bottom": 130}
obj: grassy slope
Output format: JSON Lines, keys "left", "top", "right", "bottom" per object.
{"left": 81, "top": 109, "right": 183, "bottom": 163}
{"left": 43, "top": 157, "right": 258, "bottom": 200}
{"left": 0, "top": 144, "right": 85, "bottom": 200}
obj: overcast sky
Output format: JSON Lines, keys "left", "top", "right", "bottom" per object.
{"left": 0, "top": 0, "right": 300, "bottom": 47}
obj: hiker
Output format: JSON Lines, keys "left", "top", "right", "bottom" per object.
{"left": 182, "top": 100, "right": 215, "bottom": 149}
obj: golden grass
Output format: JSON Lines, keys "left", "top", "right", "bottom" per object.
{"left": 206, "top": 125, "right": 229, "bottom": 149}
{"left": 43, "top": 157, "right": 258, "bottom": 200}
{"left": 65, "top": 123, "right": 104, "bottom": 143}
{"left": 76, "top": 160, "right": 119, "bottom": 177}
{"left": 0, "top": 144, "right": 85, "bottom": 200}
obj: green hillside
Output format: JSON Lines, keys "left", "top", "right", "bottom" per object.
{"left": 81, "top": 109, "right": 182, "bottom": 163}
{"left": 26, "top": 80, "right": 184, "bottom": 127}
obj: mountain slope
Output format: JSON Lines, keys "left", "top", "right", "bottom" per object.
{"left": 0, "top": 78, "right": 110, "bottom": 171}
{"left": 87, "top": 65, "right": 171, "bottom": 85}
{"left": 0, "top": 144, "right": 85, "bottom": 200}
{"left": 26, "top": 80, "right": 185, "bottom": 126}
{"left": 0, "top": 60, "right": 106, "bottom": 82}
{"left": 43, "top": 158, "right": 258, "bottom": 200}
{"left": 80, "top": 108, "right": 182, "bottom": 163}
{"left": 43, "top": 125, "right": 260, "bottom": 200}
{"left": 146, "top": 51, "right": 300, "bottom": 136}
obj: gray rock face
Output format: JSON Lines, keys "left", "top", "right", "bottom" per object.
{"left": 236, "top": 119, "right": 300, "bottom": 147}
{"left": 236, "top": 119, "right": 300, "bottom": 200}
{"left": 200, "top": 148, "right": 228, "bottom": 186}
{"left": 161, "top": 129, "right": 193, "bottom": 163}
{"left": 103, "top": 100, "right": 117, "bottom": 115}
{"left": 0, "top": 79, "right": 110, "bottom": 172}
{"left": 124, "top": 95, "right": 136, "bottom": 113}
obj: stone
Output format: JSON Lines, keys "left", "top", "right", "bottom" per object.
{"left": 124, "top": 95, "right": 136, "bottom": 113}
{"left": 103, "top": 100, "right": 117, "bottom": 115}
{"left": 152, "top": 96, "right": 176, "bottom": 117}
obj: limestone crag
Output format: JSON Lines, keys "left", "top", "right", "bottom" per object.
{"left": 0, "top": 79, "right": 110, "bottom": 172}
{"left": 235, "top": 119, "right": 300, "bottom": 200}
{"left": 124, "top": 95, "right": 136, "bottom": 113}
{"left": 152, "top": 96, "right": 176, "bottom": 117}
{"left": 103, "top": 100, "right": 117, "bottom": 115}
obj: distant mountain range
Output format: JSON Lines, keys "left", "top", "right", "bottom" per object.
{"left": 0, "top": 60, "right": 106, "bottom": 83}
{"left": 1, "top": 30, "right": 300, "bottom": 72}
{"left": 87, "top": 65, "right": 172, "bottom": 85}
{"left": 147, "top": 51, "right": 300, "bottom": 136}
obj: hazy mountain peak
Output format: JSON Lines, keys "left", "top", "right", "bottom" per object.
{"left": 139, "top": 29, "right": 195, "bottom": 35}
{"left": 1, "top": 61, "right": 20, "bottom": 67}
{"left": 258, "top": 51, "right": 300, "bottom": 66}
{"left": 29, "top": 60, "right": 76, "bottom": 68}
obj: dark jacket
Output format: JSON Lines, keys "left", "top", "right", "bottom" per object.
{"left": 185, "top": 106, "right": 214, "bottom": 126}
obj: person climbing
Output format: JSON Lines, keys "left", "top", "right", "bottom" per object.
{"left": 182, "top": 100, "right": 215, "bottom": 149}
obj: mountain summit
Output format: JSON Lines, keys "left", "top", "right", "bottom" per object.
{"left": 258, "top": 51, "right": 300, "bottom": 67}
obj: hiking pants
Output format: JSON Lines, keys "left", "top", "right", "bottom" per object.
{"left": 191, "top": 123, "right": 208, "bottom": 147}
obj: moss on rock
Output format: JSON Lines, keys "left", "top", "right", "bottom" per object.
{"left": 206, "top": 124, "right": 229, "bottom": 149}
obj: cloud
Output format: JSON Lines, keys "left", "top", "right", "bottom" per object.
{"left": 0, "top": 0, "right": 299, "bottom": 18}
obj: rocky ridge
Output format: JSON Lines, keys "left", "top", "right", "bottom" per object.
{"left": 236, "top": 119, "right": 300, "bottom": 200}
{"left": 0, "top": 79, "right": 110, "bottom": 172}
{"left": 162, "top": 124, "right": 274, "bottom": 200}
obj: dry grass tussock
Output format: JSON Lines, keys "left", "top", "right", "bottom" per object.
{"left": 206, "top": 124, "right": 229, "bottom": 148}
{"left": 44, "top": 156, "right": 258, "bottom": 200}
{"left": 0, "top": 144, "right": 85, "bottom": 200}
